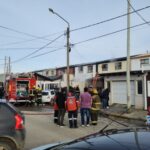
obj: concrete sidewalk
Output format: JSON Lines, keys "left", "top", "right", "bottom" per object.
{"left": 100, "top": 104, "right": 147, "bottom": 122}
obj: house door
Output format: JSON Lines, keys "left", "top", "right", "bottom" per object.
{"left": 112, "top": 81, "right": 135, "bottom": 105}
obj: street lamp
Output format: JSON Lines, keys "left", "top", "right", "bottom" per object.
{"left": 49, "top": 8, "right": 70, "bottom": 93}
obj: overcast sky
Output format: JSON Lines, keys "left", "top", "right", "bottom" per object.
{"left": 0, "top": 0, "right": 150, "bottom": 73}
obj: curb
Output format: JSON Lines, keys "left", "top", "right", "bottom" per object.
{"left": 99, "top": 110, "right": 146, "bottom": 122}
{"left": 21, "top": 111, "right": 54, "bottom": 115}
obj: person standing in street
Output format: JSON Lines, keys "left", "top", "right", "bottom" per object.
{"left": 53, "top": 94, "right": 58, "bottom": 124}
{"left": 66, "top": 91, "right": 79, "bottom": 128}
{"left": 36, "top": 85, "right": 42, "bottom": 106}
{"left": 56, "top": 88, "right": 66, "bottom": 127}
{"left": 101, "top": 88, "right": 109, "bottom": 109}
{"left": 74, "top": 85, "right": 80, "bottom": 100}
{"left": 91, "top": 88, "right": 100, "bottom": 125}
{"left": 0, "top": 83, "right": 4, "bottom": 99}
{"left": 80, "top": 87, "right": 92, "bottom": 127}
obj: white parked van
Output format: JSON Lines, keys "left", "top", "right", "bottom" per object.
{"left": 41, "top": 90, "right": 55, "bottom": 104}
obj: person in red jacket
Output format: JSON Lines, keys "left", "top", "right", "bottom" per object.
{"left": 53, "top": 95, "right": 58, "bottom": 124}
{"left": 66, "top": 92, "right": 79, "bottom": 128}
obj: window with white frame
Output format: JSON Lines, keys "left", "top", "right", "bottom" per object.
{"left": 137, "top": 80, "right": 142, "bottom": 94}
{"left": 140, "top": 58, "right": 149, "bottom": 65}
{"left": 46, "top": 70, "right": 49, "bottom": 76}
{"left": 78, "top": 66, "right": 83, "bottom": 73}
{"left": 115, "top": 62, "right": 122, "bottom": 70}
{"left": 87, "top": 65, "right": 93, "bottom": 73}
{"left": 51, "top": 70, "right": 54, "bottom": 76}
{"left": 102, "top": 64, "right": 108, "bottom": 71}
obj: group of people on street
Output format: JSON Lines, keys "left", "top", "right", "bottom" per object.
{"left": 53, "top": 86, "right": 109, "bottom": 128}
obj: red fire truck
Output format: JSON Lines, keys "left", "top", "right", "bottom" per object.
{"left": 6, "top": 73, "right": 36, "bottom": 103}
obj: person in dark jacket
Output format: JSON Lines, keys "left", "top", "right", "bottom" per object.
{"left": 56, "top": 88, "right": 66, "bottom": 127}
{"left": 0, "top": 83, "right": 4, "bottom": 99}
{"left": 74, "top": 85, "right": 80, "bottom": 100}
{"left": 100, "top": 88, "right": 109, "bottom": 109}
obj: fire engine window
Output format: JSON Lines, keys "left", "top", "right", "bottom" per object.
{"left": 42, "top": 92, "right": 49, "bottom": 96}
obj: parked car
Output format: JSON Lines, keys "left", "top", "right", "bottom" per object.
{"left": 32, "top": 127, "right": 150, "bottom": 150}
{"left": 41, "top": 90, "right": 55, "bottom": 104}
{"left": 0, "top": 99, "right": 26, "bottom": 150}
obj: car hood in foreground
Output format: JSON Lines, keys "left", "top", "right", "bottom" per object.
{"left": 32, "top": 127, "right": 150, "bottom": 150}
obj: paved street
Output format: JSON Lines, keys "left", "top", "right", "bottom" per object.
{"left": 23, "top": 110, "right": 141, "bottom": 150}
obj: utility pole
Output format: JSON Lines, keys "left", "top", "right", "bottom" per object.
{"left": 66, "top": 26, "right": 70, "bottom": 93}
{"left": 4, "top": 56, "right": 8, "bottom": 94}
{"left": 4, "top": 56, "right": 7, "bottom": 84}
{"left": 8, "top": 56, "right": 11, "bottom": 75}
{"left": 49, "top": 8, "right": 70, "bottom": 93}
{"left": 127, "top": 0, "right": 131, "bottom": 110}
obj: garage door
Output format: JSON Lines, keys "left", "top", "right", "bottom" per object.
{"left": 112, "top": 81, "right": 135, "bottom": 105}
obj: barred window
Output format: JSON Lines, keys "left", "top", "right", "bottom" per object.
{"left": 87, "top": 65, "right": 93, "bottom": 73}
{"left": 102, "top": 64, "right": 108, "bottom": 71}
{"left": 115, "top": 62, "right": 122, "bottom": 70}
{"left": 78, "top": 66, "right": 83, "bottom": 73}
{"left": 140, "top": 58, "right": 149, "bottom": 65}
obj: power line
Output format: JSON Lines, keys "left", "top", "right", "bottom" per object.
{"left": 28, "top": 47, "right": 65, "bottom": 59}
{"left": 126, "top": 0, "right": 150, "bottom": 27}
{"left": 71, "top": 5, "right": 150, "bottom": 32}
{"left": 73, "top": 21, "right": 150, "bottom": 45}
{"left": 0, "top": 31, "right": 64, "bottom": 47}
{"left": 0, "top": 6, "right": 149, "bottom": 47}
{"left": 73, "top": 46, "right": 89, "bottom": 61}
{"left": 11, "top": 34, "right": 64, "bottom": 64}
{"left": 0, "top": 46, "right": 63, "bottom": 50}
{"left": 0, "top": 25, "right": 64, "bottom": 41}
{"left": 4, "top": 21, "right": 149, "bottom": 64}
{"left": 1, "top": 6, "right": 149, "bottom": 65}
{"left": 0, "top": 35, "right": 29, "bottom": 40}
{"left": 0, "top": 25, "right": 49, "bottom": 41}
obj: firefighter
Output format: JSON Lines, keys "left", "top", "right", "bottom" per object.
{"left": 29, "top": 86, "right": 36, "bottom": 106}
{"left": 66, "top": 91, "right": 79, "bottom": 128}
{"left": 36, "top": 85, "right": 42, "bottom": 106}
{"left": 90, "top": 88, "right": 100, "bottom": 125}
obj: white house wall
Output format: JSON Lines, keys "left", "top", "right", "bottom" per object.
{"left": 60, "top": 74, "right": 74, "bottom": 88}
{"left": 74, "top": 65, "right": 96, "bottom": 91}
{"left": 104, "top": 75, "right": 144, "bottom": 109}
{"left": 131, "top": 56, "right": 150, "bottom": 72}
{"left": 131, "top": 59, "right": 141, "bottom": 71}
{"left": 98, "top": 61, "right": 127, "bottom": 74}
{"left": 75, "top": 65, "right": 96, "bottom": 81}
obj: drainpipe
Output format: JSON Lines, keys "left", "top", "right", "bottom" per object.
{"left": 144, "top": 72, "right": 148, "bottom": 110}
